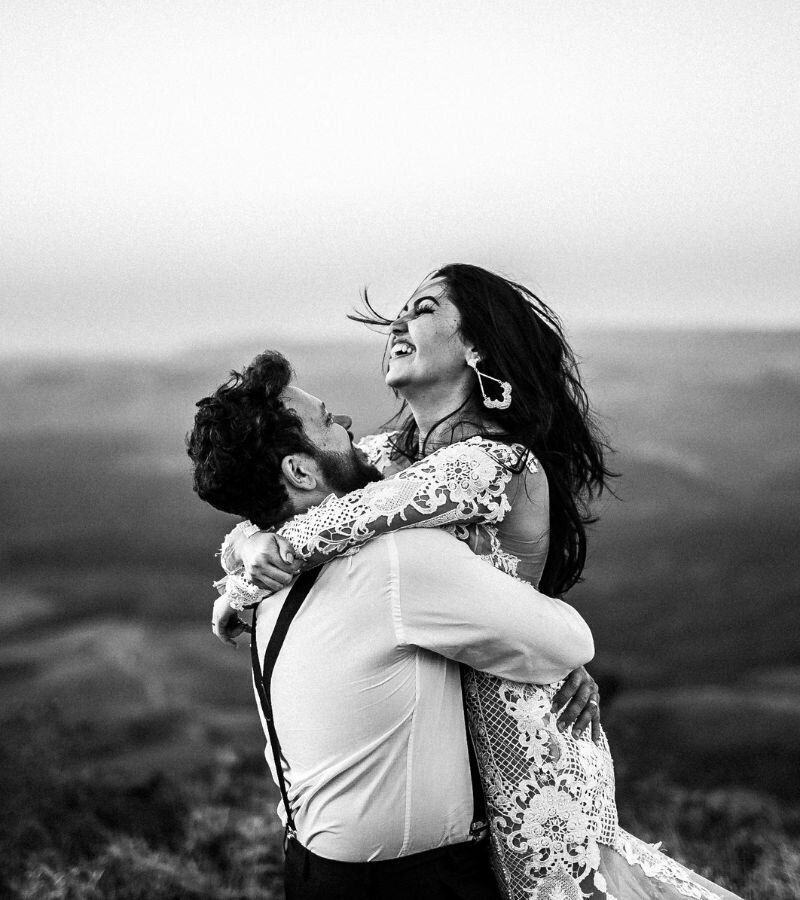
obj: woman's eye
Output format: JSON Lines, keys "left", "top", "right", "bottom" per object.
{"left": 415, "top": 303, "right": 435, "bottom": 316}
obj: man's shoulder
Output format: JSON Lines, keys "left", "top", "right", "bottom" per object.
{"left": 319, "top": 532, "right": 395, "bottom": 572}
{"left": 331, "top": 529, "right": 466, "bottom": 572}
{"left": 390, "top": 529, "right": 469, "bottom": 570}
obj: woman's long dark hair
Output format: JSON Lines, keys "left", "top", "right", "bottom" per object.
{"left": 350, "top": 263, "right": 616, "bottom": 597}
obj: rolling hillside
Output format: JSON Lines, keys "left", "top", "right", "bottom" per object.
{"left": 1, "top": 330, "right": 799, "bottom": 792}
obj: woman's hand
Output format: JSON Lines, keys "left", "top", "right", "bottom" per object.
{"left": 550, "top": 666, "right": 602, "bottom": 743}
{"left": 211, "top": 594, "right": 252, "bottom": 648}
{"left": 241, "top": 531, "right": 301, "bottom": 591}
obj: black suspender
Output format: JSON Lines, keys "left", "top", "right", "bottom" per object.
{"left": 251, "top": 568, "right": 322, "bottom": 841}
{"left": 250, "top": 565, "right": 487, "bottom": 848}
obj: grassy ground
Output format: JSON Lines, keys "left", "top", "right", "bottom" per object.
{"left": 2, "top": 710, "right": 799, "bottom": 899}
{"left": 0, "top": 712, "right": 284, "bottom": 899}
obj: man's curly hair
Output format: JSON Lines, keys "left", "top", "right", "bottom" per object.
{"left": 187, "top": 351, "right": 316, "bottom": 528}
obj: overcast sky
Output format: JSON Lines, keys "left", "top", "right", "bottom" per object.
{"left": 2, "top": 1, "right": 798, "bottom": 358}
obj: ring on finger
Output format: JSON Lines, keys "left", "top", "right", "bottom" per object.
{"left": 588, "top": 698, "right": 599, "bottom": 706}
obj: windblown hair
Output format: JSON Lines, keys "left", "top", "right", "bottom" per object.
{"left": 186, "top": 351, "right": 315, "bottom": 528}
{"left": 351, "top": 263, "right": 616, "bottom": 596}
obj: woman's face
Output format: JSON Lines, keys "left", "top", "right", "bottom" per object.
{"left": 385, "top": 275, "right": 473, "bottom": 395}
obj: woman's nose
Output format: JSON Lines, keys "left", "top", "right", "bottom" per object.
{"left": 390, "top": 314, "right": 409, "bottom": 334}
{"left": 334, "top": 414, "right": 352, "bottom": 430}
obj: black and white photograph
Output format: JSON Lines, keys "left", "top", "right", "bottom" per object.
{"left": 1, "top": 2, "right": 798, "bottom": 898}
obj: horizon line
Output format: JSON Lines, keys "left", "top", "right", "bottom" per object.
{"left": 1, "top": 324, "right": 798, "bottom": 367}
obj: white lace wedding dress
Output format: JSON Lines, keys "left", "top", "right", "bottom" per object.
{"left": 221, "top": 434, "right": 742, "bottom": 900}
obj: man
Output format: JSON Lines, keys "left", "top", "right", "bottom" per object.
{"left": 187, "top": 351, "right": 597, "bottom": 899}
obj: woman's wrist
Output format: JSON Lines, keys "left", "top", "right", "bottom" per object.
{"left": 219, "top": 521, "right": 262, "bottom": 574}
{"left": 221, "top": 572, "right": 269, "bottom": 611}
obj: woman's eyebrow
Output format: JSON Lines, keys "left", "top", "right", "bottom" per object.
{"left": 392, "top": 294, "right": 440, "bottom": 325}
{"left": 397, "top": 295, "right": 439, "bottom": 317}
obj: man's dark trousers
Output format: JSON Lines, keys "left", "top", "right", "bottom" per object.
{"left": 284, "top": 835, "right": 502, "bottom": 899}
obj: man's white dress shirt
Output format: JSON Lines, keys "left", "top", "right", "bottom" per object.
{"left": 253, "top": 529, "right": 593, "bottom": 863}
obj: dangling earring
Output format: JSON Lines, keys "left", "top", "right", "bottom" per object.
{"left": 467, "top": 357, "right": 512, "bottom": 410}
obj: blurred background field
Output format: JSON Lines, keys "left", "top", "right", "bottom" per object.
{"left": 1, "top": 329, "right": 799, "bottom": 898}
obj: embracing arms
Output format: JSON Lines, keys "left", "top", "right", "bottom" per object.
{"left": 392, "top": 529, "right": 594, "bottom": 684}
{"left": 212, "top": 435, "right": 602, "bottom": 738}
{"left": 220, "top": 437, "right": 524, "bottom": 608}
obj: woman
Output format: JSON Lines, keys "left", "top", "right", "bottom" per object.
{"left": 216, "top": 264, "right": 741, "bottom": 899}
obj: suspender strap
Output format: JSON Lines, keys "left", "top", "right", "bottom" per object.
{"left": 251, "top": 567, "right": 487, "bottom": 845}
{"left": 251, "top": 567, "right": 322, "bottom": 839}
{"left": 461, "top": 666, "right": 488, "bottom": 839}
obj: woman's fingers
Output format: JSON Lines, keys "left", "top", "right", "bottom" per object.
{"left": 590, "top": 704, "right": 602, "bottom": 744}
{"left": 244, "top": 564, "right": 295, "bottom": 591}
{"left": 571, "top": 693, "right": 601, "bottom": 741}
{"left": 551, "top": 667, "right": 584, "bottom": 713}
{"left": 242, "top": 532, "right": 300, "bottom": 578}
{"left": 275, "top": 533, "right": 298, "bottom": 566}
{"left": 212, "top": 596, "right": 246, "bottom": 647}
{"left": 556, "top": 681, "right": 594, "bottom": 732}
{"left": 553, "top": 665, "right": 602, "bottom": 741}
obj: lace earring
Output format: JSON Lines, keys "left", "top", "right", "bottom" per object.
{"left": 466, "top": 357, "right": 512, "bottom": 410}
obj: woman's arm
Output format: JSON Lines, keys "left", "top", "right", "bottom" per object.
{"left": 278, "top": 437, "right": 522, "bottom": 567}
{"left": 223, "top": 438, "right": 523, "bottom": 608}
{"left": 218, "top": 431, "right": 401, "bottom": 578}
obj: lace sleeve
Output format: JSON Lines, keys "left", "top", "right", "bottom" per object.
{"left": 219, "top": 432, "right": 399, "bottom": 576}
{"left": 353, "top": 431, "right": 398, "bottom": 474}
{"left": 219, "top": 521, "right": 263, "bottom": 575}
{"left": 278, "top": 437, "right": 522, "bottom": 568}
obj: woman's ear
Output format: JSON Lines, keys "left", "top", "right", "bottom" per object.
{"left": 466, "top": 349, "right": 482, "bottom": 366}
{"left": 280, "top": 454, "right": 319, "bottom": 492}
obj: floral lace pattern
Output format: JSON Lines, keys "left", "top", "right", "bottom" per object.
{"left": 477, "top": 524, "right": 521, "bottom": 578}
{"left": 612, "top": 830, "right": 729, "bottom": 900}
{"left": 277, "top": 437, "right": 521, "bottom": 565}
{"left": 354, "top": 431, "right": 397, "bottom": 471}
{"left": 214, "top": 572, "right": 258, "bottom": 612}
{"left": 219, "top": 520, "right": 262, "bottom": 576}
{"left": 216, "top": 433, "right": 735, "bottom": 899}
{"left": 290, "top": 436, "right": 619, "bottom": 898}
{"left": 464, "top": 671, "right": 618, "bottom": 899}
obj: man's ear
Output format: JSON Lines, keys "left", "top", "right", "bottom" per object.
{"left": 281, "top": 454, "right": 319, "bottom": 492}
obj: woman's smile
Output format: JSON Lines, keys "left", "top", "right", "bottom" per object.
{"left": 385, "top": 276, "right": 470, "bottom": 391}
{"left": 388, "top": 337, "right": 416, "bottom": 362}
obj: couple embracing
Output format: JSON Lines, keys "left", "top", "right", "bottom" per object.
{"left": 188, "top": 264, "right": 741, "bottom": 899}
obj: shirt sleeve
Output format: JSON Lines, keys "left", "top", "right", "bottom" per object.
{"left": 278, "top": 438, "right": 521, "bottom": 570}
{"left": 389, "top": 530, "right": 594, "bottom": 684}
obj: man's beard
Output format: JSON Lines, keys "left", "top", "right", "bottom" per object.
{"left": 315, "top": 445, "right": 383, "bottom": 494}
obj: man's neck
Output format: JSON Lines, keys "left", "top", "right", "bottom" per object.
{"left": 284, "top": 484, "right": 349, "bottom": 520}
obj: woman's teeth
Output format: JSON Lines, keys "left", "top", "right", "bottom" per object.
{"left": 390, "top": 342, "right": 415, "bottom": 359}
